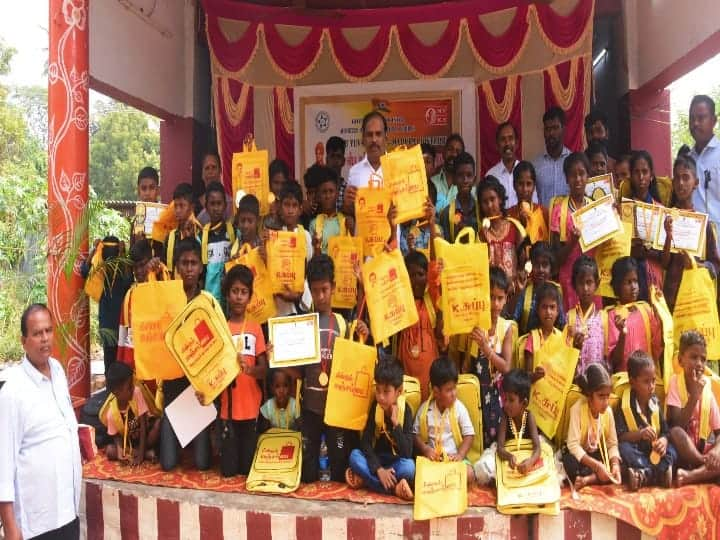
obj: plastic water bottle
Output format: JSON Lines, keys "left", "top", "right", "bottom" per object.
{"left": 319, "top": 434, "right": 331, "bottom": 482}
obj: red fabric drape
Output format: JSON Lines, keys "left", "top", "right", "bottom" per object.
{"left": 396, "top": 19, "right": 461, "bottom": 78}
{"left": 477, "top": 76, "right": 522, "bottom": 175}
{"left": 215, "top": 79, "right": 254, "bottom": 192}
{"left": 543, "top": 57, "right": 588, "bottom": 152}
{"left": 273, "top": 87, "right": 295, "bottom": 178}
{"left": 328, "top": 26, "right": 392, "bottom": 81}
{"left": 466, "top": 6, "right": 529, "bottom": 71}
{"left": 203, "top": 0, "right": 594, "bottom": 82}
{"left": 535, "top": 0, "right": 593, "bottom": 51}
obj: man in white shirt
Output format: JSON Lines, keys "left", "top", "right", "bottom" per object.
{"left": 533, "top": 107, "right": 572, "bottom": 207}
{"left": 485, "top": 122, "right": 537, "bottom": 208}
{"left": 0, "top": 304, "right": 82, "bottom": 540}
{"left": 689, "top": 94, "right": 720, "bottom": 228}
{"left": 342, "top": 111, "right": 387, "bottom": 216}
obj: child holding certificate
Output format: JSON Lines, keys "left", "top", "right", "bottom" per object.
{"left": 627, "top": 150, "right": 665, "bottom": 299}
{"left": 562, "top": 364, "right": 621, "bottom": 489}
{"left": 549, "top": 152, "right": 594, "bottom": 312}
{"left": 607, "top": 256, "right": 662, "bottom": 373}
{"left": 662, "top": 152, "right": 720, "bottom": 311}
{"left": 477, "top": 176, "right": 527, "bottom": 291}
{"left": 283, "top": 255, "right": 369, "bottom": 482}
{"left": 668, "top": 331, "right": 720, "bottom": 486}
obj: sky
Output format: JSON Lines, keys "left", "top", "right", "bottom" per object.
{"left": 1, "top": 1, "right": 719, "bottom": 122}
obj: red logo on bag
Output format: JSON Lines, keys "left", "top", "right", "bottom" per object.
{"left": 389, "top": 268, "right": 397, "bottom": 280}
{"left": 252, "top": 167, "right": 260, "bottom": 178}
{"left": 289, "top": 237, "right": 297, "bottom": 248}
{"left": 279, "top": 444, "right": 295, "bottom": 460}
{"left": 194, "top": 320, "right": 214, "bottom": 346}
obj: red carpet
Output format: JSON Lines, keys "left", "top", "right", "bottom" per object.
{"left": 84, "top": 453, "right": 720, "bottom": 538}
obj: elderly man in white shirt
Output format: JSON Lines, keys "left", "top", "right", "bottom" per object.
{"left": 342, "top": 111, "right": 387, "bottom": 216}
{"left": 689, "top": 95, "right": 720, "bottom": 228}
{"left": 0, "top": 304, "right": 82, "bottom": 540}
{"left": 485, "top": 122, "right": 537, "bottom": 208}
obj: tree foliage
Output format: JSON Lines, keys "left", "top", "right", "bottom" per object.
{"left": 89, "top": 101, "right": 160, "bottom": 200}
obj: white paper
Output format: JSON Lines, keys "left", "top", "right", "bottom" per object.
{"left": 164, "top": 385, "right": 217, "bottom": 448}
{"left": 573, "top": 196, "right": 621, "bottom": 250}
{"left": 634, "top": 204, "right": 662, "bottom": 243}
{"left": 270, "top": 314, "right": 320, "bottom": 365}
{"left": 655, "top": 210, "right": 707, "bottom": 254}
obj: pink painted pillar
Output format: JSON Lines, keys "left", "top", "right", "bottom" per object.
{"left": 48, "top": 0, "right": 90, "bottom": 400}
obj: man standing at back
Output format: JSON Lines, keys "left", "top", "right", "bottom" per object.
{"left": 0, "top": 304, "right": 82, "bottom": 540}
{"left": 342, "top": 111, "right": 387, "bottom": 216}
{"left": 689, "top": 94, "right": 720, "bottom": 228}
{"left": 533, "top": 107, "right": 571, "bottom": 207}
{"left": 431, "top": 133, "right": 465, "bottom": 214}
{"left": 485, "top": 122, "right": 535, "bottom": 208}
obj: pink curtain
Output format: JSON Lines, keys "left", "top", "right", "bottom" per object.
{"left": 214, "top": 78, "right": 254, "bottom": 192}
{"left": 543, "top": 57, "right": 588, "bottom": 152}
{"left": 466, "top": 6, "right": 530, "bottom": 71}
{"left": 273, "top": 87, "right": 295, "bottom": 178}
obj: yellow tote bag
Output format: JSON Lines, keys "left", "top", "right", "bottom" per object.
{"left": 434, "top": 228, "right": 491, "bottom": 335}
{"left": 328, "top": 235, "right": 363, "bottom": 309}
{"left": 225, "top": 244, "right": 277, "bottom": 324}
{"left": 361, "top": 248, "right": 419, "bottom": 345}
{"left": 266, "top": 228, "right": 307, "bottom": 294}
{"left": 232, "top": 137, "right": 270, "bottom": 216}
{"left": 596, "top": 222, "right": 633, "bottom": 298}
{"left": 164, "top": 292, "right": 240, "bottom": 405}
{"left": 246, "top": 428, "right": 302, "bottom": 493}
{"left": 495, "top": 440, "right": 560, "bottom": 516}
{"left": 324, "top": 323, "right": 376, "bottom": 430}
{"left": 380, "top": 144, "right": 428, "bottom": 225}
{"left": 132, "top": 274, "right": 186, "bottom": 381}
{"left": 414, "top": 457, "right": 468, "bottom": 520}
{"left": 673, "top": 258, "right": 720, "bottom": 359}
{"left": 527, "top": 331, "right": 579, "bottom": 439}
{"left": 355, "top": 176, "right": 392, "bottom": 258}
{"left": 650, "top": 285, "right": 676, "bottom": 391}
{"left": 525, "top": 206, "right": 549, "bottom": 244}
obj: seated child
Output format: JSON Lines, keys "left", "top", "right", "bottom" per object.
{"left": 489, "top": 369, "right": 541, "bottom": 483}
{"left": 346, "top": 358, "right": 415, "bottom": 500}
{"left": 615, "top": 351, "right": 676, "bottom": 490}
{"left": 258, "top": 369, "right": 300, "bottom": 431}
{"left": 414, "top": 357, "right": 476, "bottom": 484}
{"left": 668, "top": 331, "right": 720, "bottom": 486}
{"left": 469, "top": 266, "right": 513, "bottom": 447}
{"left": 562, "top": 364, "right": 621, "bottom": 489}
{"left": 308, "top": 165, "right": 350, "bottom": 255}
{"left": 511, "top": 242, "right": 565, "bottom": 335}
{"left": 201, "top": 181, "right": 235, "bottom": 304}
{"left": 104, "top": 362, "right": 160, "bottom": 465}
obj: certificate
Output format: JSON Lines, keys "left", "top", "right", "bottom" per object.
{"left": 655, "top": 208, "right": 708, "bottom": 257}
{"left": 135, "top": 202, "right": 167, "bottom": 236}
{"left": 585, "top": 173, "right": 615, "bottom": 201}
{"left": 268, "top": 313, "right": 321, "bottom": 368}
{"left": 633, "top": 201, "right": 663, "bottom": 244}
{"left": 572, "top": 195, "right": 622, "bottom": 252}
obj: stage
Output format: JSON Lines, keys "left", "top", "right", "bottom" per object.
{"left": 80, "top": 454, "right": 720, "bottom": 539}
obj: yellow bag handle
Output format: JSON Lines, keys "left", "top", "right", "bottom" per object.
{"left": 347, "top": 320, "right": 368, "bottom": 345}
{"left": 454, "top": 227, "right": 477, "bottom": 244}
{"left": 147, "top": 264, "right": 171, "bottom": 282}
{"left": 368, "top": 172, "right": 384, "bottom": 189}
{"left": 243, "top": 133, "right": 258, "bottom": 152}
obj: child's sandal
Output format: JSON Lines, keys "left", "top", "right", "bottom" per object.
{"left": 345, "top": 467, "right": 364, "bottom": 489}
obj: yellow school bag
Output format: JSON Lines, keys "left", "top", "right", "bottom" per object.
{"left": 246, "top": 428, "right": 302, "bottom": 494}
{"left": 414, "top": 456, "right": 467, "bottom": 520}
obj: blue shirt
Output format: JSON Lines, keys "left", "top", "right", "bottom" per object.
{"left": 691, "top": 135, "right": 720, "bottom": 228}
{"left": 533, "top": 146, "right": 571, "bottom": 208}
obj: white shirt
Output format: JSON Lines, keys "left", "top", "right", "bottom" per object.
{"left": 348, "top": 154, "right": 383, "bottom": 189}
{"left": 485, "top": 159, "right": 539, "bottom": 208}
{"left": 0, "top": 357, "right": 82, "bottom": 538}
{"left": 691, "top": 135, "right": 720, "bottom": 227}
{"left": 413, "top": 399, "right": 475, "bottom": 455}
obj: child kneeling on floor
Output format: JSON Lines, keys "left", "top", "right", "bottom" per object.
{"left": 346, "top": 357, "right": 415, "bottom": 500}
{"left": 414, "top": 356, "right": 476, "bottom": 485}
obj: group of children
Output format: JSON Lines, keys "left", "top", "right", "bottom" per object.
{"left": 89, "top": 133, "right": 720, "bottom": 504}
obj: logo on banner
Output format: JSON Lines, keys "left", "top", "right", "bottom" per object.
{"left": 315, "top": 111, "right": 330, "bottom": 132}
{"left": 425, "top": 106, "right": 448, "bottom": 126}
